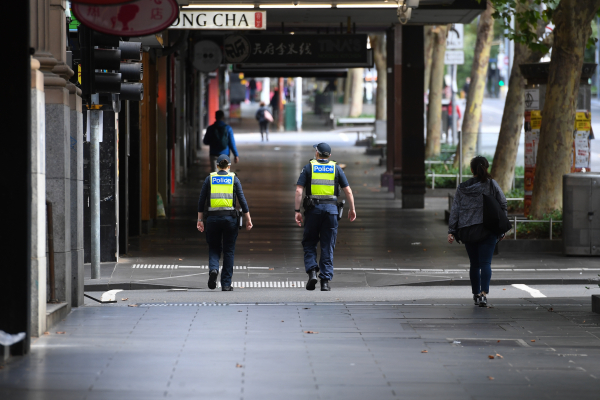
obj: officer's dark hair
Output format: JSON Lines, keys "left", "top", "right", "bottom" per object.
{"left": 317, "top": 152, "right": 330, "bottom": 158}
{"left": 217, "top": 159, "right": 229, "bottom": 169}
{"left": 215, "top": 110, "right": 225, "bottom": 120}
{"left": 470, "top": 156, "right": 491, "bottom": 183}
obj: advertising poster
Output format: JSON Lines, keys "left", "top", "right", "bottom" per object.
{"left": 572, "top": 112, "right": 591, "bottom": 171}
{"left": 523, "top": 110, "right": 541, "bottom": 216}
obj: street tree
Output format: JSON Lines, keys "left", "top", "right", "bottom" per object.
{"left": 369, "top": 34, "right": 387, "bottom": 120}
{"left": 424, "top": 26, "right": 435, "bottom": 95}
{"left": 454, "top": 1, "right": 495, "bottom": 168}
{"left": 491, "top": 0, "right": 553, "bottom": 193}
{"left": 492, "top": 0, "right": 600, "bottom": 217}
{"left": 425, "top": 25, "right": 448, "bottom": 158}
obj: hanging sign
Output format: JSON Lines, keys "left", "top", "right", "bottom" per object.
{"left": 72, "top": 0, "right": 179, "bottom": 37}
{"left": 170, "top": 11, "right": 266, "bottom": 30}
{"left": 223, "top": 34, "right": 371, "bottom": 67}
{"left": 71, "top": 0, "right": 138, "bottom": 4}
{"left": 524, "top": 88, "right": 539, "bottom": 111}
{"left": 444, "top": 50, "right": 464, "bottom": 65}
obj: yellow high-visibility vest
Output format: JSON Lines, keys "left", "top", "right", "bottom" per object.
{"left": 309, "top": 160, "right": 337, "bottom": 200}
{"left": 209, "top": 172, "right": 235, "bottom": 211}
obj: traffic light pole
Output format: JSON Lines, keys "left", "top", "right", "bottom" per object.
{"left": 90, "top": 95, "right": 101, "bottom": 279}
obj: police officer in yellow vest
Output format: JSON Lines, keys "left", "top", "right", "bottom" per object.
{"left": 295, "top": 143, "right": 356, "bottom": 291}
{"left": 197, "top": 154, "right": 253, "bottom": 291}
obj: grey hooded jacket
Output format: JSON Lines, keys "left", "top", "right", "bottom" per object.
{"left": 448, "top": 177, "right": 507, "bottom": 235}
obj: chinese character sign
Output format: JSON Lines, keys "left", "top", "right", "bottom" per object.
{"left": 222, "top": 34, "right": 368, "bottom": 65}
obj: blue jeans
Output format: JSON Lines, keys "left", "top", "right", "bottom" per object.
{"left": 464, "top": 233, "right": 497, "bottom": 294}
{"left": 205, "top": 215, "right": 238, "bottom": 287}
{"left": 302, "top": 209, "right": 338, "bottom": 281}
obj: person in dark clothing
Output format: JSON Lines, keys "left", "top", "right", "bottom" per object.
{"left": 448, "top": 156, "right": 507, "bottom": 307}
{"left": 255, "top": 101, "right": 272, "bottom": 142}
{"left": 203, "top": 110, "right": 240, "bottom": 171}
{"left": 270, "top": 88, "right": 280, "bottom": 124}
{"left": 197, "top": 154, "right": 253, "bottom": 291}
{"left": 249, "top": 79, "right": 257, "bottom": 102}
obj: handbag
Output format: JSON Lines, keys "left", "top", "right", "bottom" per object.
{"left": 263, "top": 109, "right": 274, "bottom": 122}
{"left": 482, "top": 180, "right": 512, "bottom": 235}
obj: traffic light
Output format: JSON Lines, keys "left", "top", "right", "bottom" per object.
{"left": 78, "top": 25, "right": 144, "bottom": 105}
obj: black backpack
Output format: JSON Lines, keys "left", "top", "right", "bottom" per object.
{"left": 483, "top": 180, "right": 512, "bottom": 235}
{"left": 212, "top": 124, "right": 229, "bottom": 151}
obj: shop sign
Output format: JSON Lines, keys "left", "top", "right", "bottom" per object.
{"left": 71, "top": 0, "right": 139, "bottom": 4}
{"left": 170, "top": 11, "right": 266, "bottom": 30}
{"left": 223, "top": 34, "right": 370, "bottom": 66}
{"left": 72, "top": 0, "right": 179, "bottom": 37}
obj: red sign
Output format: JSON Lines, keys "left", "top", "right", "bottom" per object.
{"left": 71, "top": 0, "right": 138, "bottom": 4}
{"left": 72, "top": 0, "right": 179, "bottom": 37}
{"left": 255, "top": 12, "right": 262, "bottom": 29}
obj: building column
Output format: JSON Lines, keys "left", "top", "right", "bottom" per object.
{"left": 40, "top": 0, "right": 74, "bottom": 307}
{"left": 399, "top": 25, "right": 426, "bottom": 208}
{"left": 157, "top": 55, "right": 169, "bottom": 206}
{"left": 382, "top": 26, "right": 400, "bottom": 193}
{"left": 30, "top": 58, "right": 46, "bottom": 338}
{"left": 68, "top": 83, "right": 83, "bottom": 307}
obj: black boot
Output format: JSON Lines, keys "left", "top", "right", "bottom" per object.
{"left": 306, "top": 269, "right": 318, "bottom": 291}
{"left": 320, "top": 279, "right": 331, "bottom": 291}
{"left": 208, "top": 270, "right": 218, "bottom": 290}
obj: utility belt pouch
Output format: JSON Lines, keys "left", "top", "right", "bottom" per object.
{"left": 303, "top": 196, "right": 315, "bottom": 212}
{"left": 337, "top": 200, "right": 345, "bottom": 221}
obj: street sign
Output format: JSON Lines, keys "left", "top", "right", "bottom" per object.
{"left": 444, "top": 50, "right": 464, "bottom": 65}
{"left": 193, "top": 41, "right": 223, "bottom": 73}
{"left": 72, "top": 0, "right": 179, "bottom": 37}
{"left": 170, "top": 11, "right": 266, "bottom": 30}
{"left": 223, "top": 34, "right": 370, "bottom": 67}
{"left": 446, "top": 24, "right": 463, "bottom": 50}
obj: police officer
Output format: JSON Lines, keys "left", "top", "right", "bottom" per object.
{"left": 197, "top": 154, "right": 253, "bottom": 291}
{"left": 294, "top": 143, "right": 356, "bottom": 291}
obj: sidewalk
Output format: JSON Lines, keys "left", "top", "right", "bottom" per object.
{"left": 85, "top": 136, "right": 599, "bottom": 292}
{"left": 2, "top": 297, "right": 599, "bottom": 399}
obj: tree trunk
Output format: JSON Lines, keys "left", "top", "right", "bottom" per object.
{"left": 370, "top": 34, "right": 387, "bottom": 120}
{"left": 491, "top": 2, "right": 552, "bottom": 193}
{"left": 454, "top": 1, "right": 495, "bottom": 168}
{"left": 348, "top": 68, "right": 364, "bottom": 117}
{"left": 424, "top": 26, "right": 435, "bottom": 95}
{"left": 530, "top": 0, "right": 600, "bottom": 218}
{"left": 425, "top": 25, "right": 448, "bottom": 159}
{"left": 343, "top": 72, "right": 352, "bottom": 105}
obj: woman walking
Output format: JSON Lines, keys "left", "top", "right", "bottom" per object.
{"left": 255, "top": 101, "right": 272, "bottom": 142}
{"left": 197, "top": 155, "right": 253, "bottom": 291}
{"left": 448, "top": 156, "right": 507, "bottom": 307}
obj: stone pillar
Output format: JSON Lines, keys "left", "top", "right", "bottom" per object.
{"left": 31, "top": 58, "right": 47, "bottom": 337}
{"left": 382, "top": 26, "right": 401, "bottom": 193}
{"left": 68, "top": 83, "right": 84, "bottom": 307}
{"left": 33, "top": 0, "right": 74, "bottom": 307}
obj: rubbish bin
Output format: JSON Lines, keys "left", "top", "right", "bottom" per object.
{"left": 563, "top": 173, "right": 600, "bottom": 255}
{"left": 285, "top": 102, "right": 296, "bottom": 131}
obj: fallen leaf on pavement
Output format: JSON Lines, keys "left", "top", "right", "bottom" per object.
{"left": 121, "top": 298, "right": 128, "bottom": 301}
{"left": 304, "top": 331, "right": 318, "bottom": 334}
{"left": 531, "top": 340, "right": 536, "bottom": 342}
{"left": 128, "top": 304, "right": 139, "bottom": 307}
{"left": 56, "top": 332, "right": 65, "bottom": 335}
{"left": 488, "top": 376, "right": 494, "bottom": 380}
{"left": 269, "top": 268, "right": 274, "bottom": 270}
{"left": 496, "top": 354, "right": 503, "bottom": 359}
{"left": 236, "top": 363, "right": 243, "bottom": 368}
{"left": 503, "top": 289, "right": 506, "bottom": 290}
{"left": 303, "top": 308, "right": 310, "bottom": 309}
{"left": 421, "top": 350, "right": 428, "bottom": 353}
{"left": 423, "top": 249, "right": 427, "bottom": 251}
{"left": 237, "top": 310, "right": 242, "bottom": 312}
{"left": 43, "top": 332, "right": 49, "bottom": 335}
{"left": 488, "top": 355, "right": 495, "bottom": 359}
{"left": 281, "top": 321, "right": 284, "bottom": 322}
{"left": 497, "top": 340, "right": 500, "bottom": 343}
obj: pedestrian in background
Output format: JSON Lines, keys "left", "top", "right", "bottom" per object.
{"left": 203, "top": 110, "right": 240, "bottom": 171}
{"left": 249, "top": 78, "right": 257, "bottom": 102}
{"left": 255, "top": 101, "right": 273, "bottom": 142}
{"left": 197, "top": 155, "right": 253, "bottom": 291}
{"left": 447, "top": 156, "right": 507, "bottom": 307}
{"left": 270, "top": 88, "right": 280, "bottom": 125}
